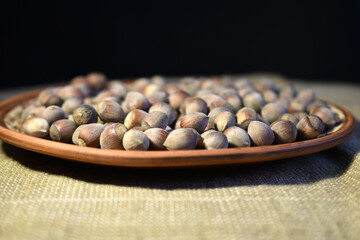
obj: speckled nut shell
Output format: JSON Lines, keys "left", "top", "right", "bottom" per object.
{"left": 73, "top": 104, "right": 98, "bottom": 126}
{"left": 99, "top": 123, "right": 127, "bottom": 149}
{"left": 296, "top": 115, "right": 325, "bottom": 140}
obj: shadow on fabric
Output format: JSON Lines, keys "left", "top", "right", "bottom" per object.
{"left": 2, "top": 120, "right": 359, "bottom": 189}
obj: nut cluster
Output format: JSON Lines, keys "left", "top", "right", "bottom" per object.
{"left": 12, "top": 72, "right": 341, "bottom": 151}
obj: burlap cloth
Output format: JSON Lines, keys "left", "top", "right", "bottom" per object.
{"left": 0, "top": 80, "right": 359, "bottom": 240}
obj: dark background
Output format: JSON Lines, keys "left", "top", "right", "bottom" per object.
{"left": 1, "top": 1, "right": 359, "bottom": 88}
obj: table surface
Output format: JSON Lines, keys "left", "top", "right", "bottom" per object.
{"left": 0, "top": 78, "right": 359, "bottom": 240}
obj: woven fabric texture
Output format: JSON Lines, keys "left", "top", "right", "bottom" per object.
{"left": 0, "top": 80, "right": 359, "bottom": 240}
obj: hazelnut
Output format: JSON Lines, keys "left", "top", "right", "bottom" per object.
{"left": 124, "top": 109, "right": 148, "bottom": 129}
{"left": 86, "top": 72, "right": 107, "bottom": 90}
{"left": 270, "top": 120, "right": 297, "bottom": 144}
{"left": 236, "top": 107, "right": 259, "bottom": 129}
{"left": 163, "top": 128, "right": 197, "bottom": 150}
{"left": 243, "top": 91, "right": 266, "bottom": 113}
{"left": 310, "top": 106, "right": 337, "bottom": 129}
{"left": 247, "top": 121, "right": 275, "bottom": 146}
{"left": 38, "top": 89, "right": 63, "bottom": 107}
{"left": 224, "top": 126, "right": 251, "bottom": 148}
{"left": 49, "top": 119, "right": 77, "bottom": 142}
{"left": 294, "top": 111, "right": 309, "bottom": 121}
{"left": 261, "top": 103, "right": 289, "bottom": 123}
{"left": 73, "top": 104, "right": 98, "bottom": 125}
{"left": 141, "top": 111, "right": 168, "bottom": 131}
{"left": 214, "top": 111, "right": 236, "bottom": 132}
{"left": 297, "top": 89, "right": 316, "bottom": 103}
{"left": 123, "top": 91, "right": 151, "bottom": 111}
{"left": 262, "top": 89, "right": 278, "bottom": 103}
{"left": 280, "top": 84, "right": 297, "bottom": 100}
{"left": 42, "top": 105, "right": 66, "bottom": 125}
{"left": 296, "top": 115, "right": 325, "bottom": 140}
{"left": 70, "top": 76, "right": 88, "bottom": 85}
{"left": 289, "top": 97, "right": 310, "bottom": 112}
{"left": 146, "top": 91, "right": 169, "bottom": 105}
{"left": 122, "top": 129, "right": 150, "bottom": 151}
{"left": 143, "top": 83, "right": 163, "bottom": 96}
{"left": 99, "top": 123, "right": 127, "bottom": 149}
{"left": 144, "top": 128, "right": 169, "bottom": 150}
{"left": 208, "top": 107, "right": 229, "bottom": 129}
{"left": 168, "top": 90, "right": 189, "bottom": 110}
{"left": 149, "top": 102, "right": 176, "bottom": 125}
{"left": 58, "top": 85, "right": 83, "bottom": 100}
{"left": 180, "top": 112, "right": 209, "bottom": 133}
{"left": 61, "top": 97, "right": 83, "bottom": 115}
{"left": 72, "top": 125, "right": 86, "bottom": 145}
{"left": 203, "top": 131, "right": 228, "bottom": 149}
{"left": 77, "top": 123, "right": 105, "bottom": 147}
{"left": 108, "top": 80, "right": 127, "bottom": 99}
{"left": 96, "top": 100, "right": 125, "bottom": 123}
{"left": 184, "top": 97, "right": 208, "bottom": 115}
{"left": 22, "top": 117, "right": 49, "bottom": 138}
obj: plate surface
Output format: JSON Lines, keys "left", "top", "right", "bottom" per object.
{"left": 0, "top": 89, "right": 355, "bottom": 167}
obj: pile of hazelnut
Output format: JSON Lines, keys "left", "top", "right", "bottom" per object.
{"left": 8, "top": 72, "right": 341, "bottom": 151}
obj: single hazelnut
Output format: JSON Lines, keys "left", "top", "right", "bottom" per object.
{"left": 77, "top": 123, "right": 105, "bottom": 147}
{"left": 279, "top": 113, "right": 299, "bottom": 125}
{"left": 214, "top": 111, "right": 236, "bottom": 132}
{"left": 203, "top": 131, "right": 228, "bottom": 149}
{"left": 163, "top": 128, "right": 197, "bottom": 150}
{"left": 208, "top": 107, "right": 230, "bottom": 129}
{"left": 99, "top": 123, "right": 127, "bottom": 149}
{"left": 235, "top": 78, "right": 253, "bottom": 90}
{"left": 141, "top": 111, "right": 168, "bottom": 131}
{"left": 122, "top": 129, "right": 150, "bottom": 151}
{"left": 260, "top": 103, "right": 289, "bottom": 123}
{"left": 149, "top": 102, "right": 176, "bottom": 125}
{"left": 146, "top": 91, "right": 169, "bottom": 105}
{"left": 94, "top": 91, "right": 118, "bottom": 104}
{"left": 296, "top": 115, "right": 325, "bottom": 140}
{"left": 238, "top": 86, "right": 254, "bottom": 98}
{"left": 224, "top": 126, "right": 251, "bottom": 148}
{"left": 310, "top": 106, "right": 336, "bottom": 129}
{"left": 96, "top": 100, "right": 125, "bottom": 123}
{"left": 61, "top": 97, "right": 83, "bottom": 115}
{"left": 49, "top": 119, "right": 77, "bottom": 142}
{"left": 262, "top": 89, "right": 278, "bottom": 103}
{"left": 123, "top": 91, "right": 151, "bottom": 111}
{"left": 143, "top": 83, "right": 162, "bottom": 96}
{"left": 184, "top": 97, "right": 208, "bottom": 115}
{"left": 168, "top": 90, "right": 190, "bottom": 110}
{"left": 74, "top": 83, "right": 92, "bottom": 97}
{"left": 247, "top": 121, "right": 275, "bottom": 146}
{"left": 151, "top": 75, "right": 166, "bottom": 87}
{"left": 270, "top": 120, "right": 297, "bottom": 144}
{"left": 72, "top": 125, "right": 86, "bottom": 145}
{"left": 108, "top": 80, "right": 127, "bottom": 99}
{"left": 22, "top": 117, "right": 49, "bottom": 138}
{"left": 254, "top": 78, "right": 277, "bottom": 92}
{"left": 219, "top": 90, "right": 243, "bottom": 112}
{"left": 124, "top": 109, "right": 148, "bottom": 129}
{"left": 236, "top": 107, "right": 259, "bottom": 129}
{"left": 58, "top": 85, "right": 84, "bottom": 100}
{"left": 180, "top": 112, "right": 209, "bottom": 133}
{"left": 86, "top": 72, "right": 107, "bottom": 91}
{"left": 294, "top": 111, "right": 309, "bottom": 121}
{"left": 131, "top": 78, "right": 150, "bottom": 92}
{"left": 38, "top": 89, "right": 63, "bottom": 107}
{"left": 180, "top": 78, "right": 200, "bottom": 96}
{"left": 42, "top": 105, "right": 66, "bottom": 125}
{"left": 21, "top": 105, "right": 45, "bottom": 123}
{"left": 243, "top": 91, "right": 266, "bottom": 113}
{"left": 73, "top": 104, "right": 98, "bottom": 125}
{"left": 280, "top": 84, "right": 297, "bottom": 100}
{"left": 144, "top": 128, "right": 169, "bottom": 150}
{"left": 297, "top": 89, "right": 316, "bottom": 103}
{"left": 289, "top": 97, "right": 310, "bottom": 112}
{"left": 306, "top": 101, "right": 329, "bottom": 113}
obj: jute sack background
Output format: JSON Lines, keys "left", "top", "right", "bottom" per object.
{"left": 0, "top": 80, "right": 359, "bottom": 240}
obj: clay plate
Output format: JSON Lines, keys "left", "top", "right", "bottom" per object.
{"left": 0, "top": 89, "right": 355, "bottom": 167}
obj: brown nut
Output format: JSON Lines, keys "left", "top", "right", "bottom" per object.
{"left": 243, "top": 91, "right": 266, "bottom": 113}
{"left": 86, "top": 72, "right": 107, "bottom": 91}
{"left": 124, "top": 109, "right": 148, "bottom": 129}
{"left": 149, "top": 102, "right": 176, "bottom": 125}
{"left": 108, "top": 80, "right": 127, "bottom": 99}
{"left": 146, "top": 91, "right": 169, "bottom": 105}
{"left": 141, "top": 111, "right": 168, "bottom": 131}
{"left": 123, "top": 91, "right": 151, "bottom": 111}
{"left": 143, "top": 83, "right": 162, "bottom": 96}
{"left": 214, "top": 111, "right": 236, "bottom": 132}
{"left": 224, "top": 126, "right": 251, "bottom": 148}
{"left": 38, "top": 89, "right": 63, "bottom": 107}
{"left": 254, "top": 78, "right": 277, "bottom": 92}
{"left": 58, "top": 85, "right": 84, "bottom": 100}
{"left": 77, "top": 123, "right": 105, "bottom": 147}
{"left": 131, "top": 78, "right": 150, "bottom": 92}
{"left": 73, "top": 104, "right": 98, "bottom": 125}
{"left": 122, "top": 129, "right": 150, "bottom": 151}
{"left": 97, "top": 100, "right": 125, "bottom": 123}
{"left": 262, "top": 89, "right": 278, "bottom": 103}
{"left": 203, "top": 131, "right": 228, "bottom": 149}
{"left": 296, "top": 115, "right": 325, "bottom": 140}
{"left": 163, "top": 128, "right": 197, "bottom": 150}
{"left": 260, "top": 103, "right": 289, "bottom": 123}
{"left": 310, "top": 106, "right": 337, "bottom": 129}
{"left": 180, "top": 112, "right": 209, "bottom": 133}
{"left": 99, "top": 123, "right": 127, "bottom": 149}
{"left": 22, "top": 117, "right": 49, "bottom": 138}
{"left": 49, "top": 119, "right": 77, "bottom": 142}
{"left": 61, "top": 97, "right": 83, "bottom": 115}
{"left": 184, "top": 97, "right": 208, "bottom": 115}
{"left": 208, "top": 107, "right": 230, "bottom": 128}
{"left": 280, "top": 84, "right": 297, "bottom": 100}
{"left": 144, "top": 128, "right": 169, "bottom": 150}
{"left": 72, "top": 125, "right": 86, "bottom": 145}
{"left": 270, "top": 120, "right": 297, "bottom": 144}
{"left": 297, "top": 89, "right": 316, "bottom": 103}
{"left": 168, "top": 90, "right": 190, "bottom": 110}
{"left": 279, "top": 113, "right": 299, "bottom": 125}
{"left": 70, "top": 76, "right": 88, "bottom": 85}
{"left": 236, "top": 107, "right": 259, "bottom": 129}
{"left": 21, "top": 105, "right": 45, "bottom": 123}
{"left": 294, "top": 111, "right": 309, "bottom": 121}
{"left": 247, "top": 121, "right": 275, "bottom": 146}
{"left": 41, "top": 105, "right": 66, "bottom": 125}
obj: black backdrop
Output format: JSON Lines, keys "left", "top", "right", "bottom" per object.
{"left": 1, "top": 1, "right": 359, "bottom": 88}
